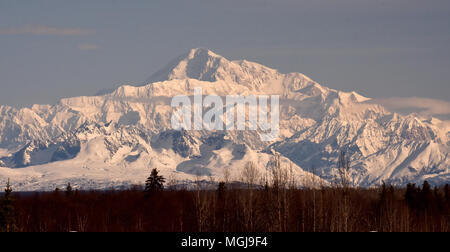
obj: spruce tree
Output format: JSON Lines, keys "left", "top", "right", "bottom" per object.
{"left": 380, "top": 181, "right": 388, "bottom": 203}
{"left": 421, "top": 181, "right": 433, "bottom": 210}
{"left": 444, "top": 184, "right": 450, "bottom": 201}
{"left": 405, "top": 183, "right": 417, "bottom": 209}
{"left": 444, "top": 184, "right": 450, "bottom": 211}
{"left": 217, "top": 182, "right": 227, "bottom": 200}
{"left": 0, "top": 179, "right": 18, "bottom": 232}
{"left": 66, "top": 182, "right": 73, "bottom": 197}
{"left": 144, "top": 169, "right": 166, "bottom": 197}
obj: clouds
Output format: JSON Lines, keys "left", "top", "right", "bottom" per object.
{"left": 368, "top": 97, "right": 450, "bottom": 120}
{"left": 0, "top": 25, "right": 99, "bottom": 51}
{"left": 0, "top": 25, "right": 95, "bottom": 36}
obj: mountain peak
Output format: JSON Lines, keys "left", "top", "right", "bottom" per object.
{"left": 143, "top": 48, "right": 350, "bottom": 98}
{"left": 145, "top": 47, "right": 297, "bottom": 94}
{"left": 145, "top": 48, "right": 229, "bottom": 84}
{"left": 187, "top": 48, "right": 223, "bottom": 59}
{"left": 1, "top": 48, "right": 449, "bottom": 189}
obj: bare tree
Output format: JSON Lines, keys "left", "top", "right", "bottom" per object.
{"left": 167, "top": 172, "right": 179, "bottom": 191}
{"left": 239, "top": 162, "right": 261, "bottom": 231}
{"left": 337, "top": 151, "right": 352, "bottom": 232}
{"left": 223, "top": 166, "right": 231, "bottom": 185}
{"left": 241, "top": 162, "right": 260, "bottom": 189}
{"left": 270, "top": 155, "right": 285, "bottom": 190}
{"left": 287, "top": 162, "right": 297, "bottom": 190}
{"left": 338, "top": 151, "right": 352, "bottom": 189}
{"left": 269, "top": 155, "right": 290, "bottom": 231}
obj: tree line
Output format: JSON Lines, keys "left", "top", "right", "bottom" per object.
{"left": 0, "top": 163, "right": 449, "bottom": 232}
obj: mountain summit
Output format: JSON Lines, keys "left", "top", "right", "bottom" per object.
{"left": 146, "top": 48, "right": 318, "bottom": 95}
{"left": 146, "top": 48, "right": 227, "bottom": 83}
{"left": 0, "top": 48, "right": 448, "bottom": 191}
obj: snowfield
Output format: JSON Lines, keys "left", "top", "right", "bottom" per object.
{"left": 0, "top": 48, "right": 448, "bottom": 191}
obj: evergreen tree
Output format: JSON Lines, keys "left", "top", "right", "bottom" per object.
{"left": 217, "top": 182, "right": 227, "bottom": 200}
{"left": 379, "top": 182, "right": 395, "bottom": 214}
{"left": 378, "top": 181, "right": 388, "bottom": 218}
{"left": 0, "top": 179, "right": 18, "bottom": 232}
{"left": 433, "top": 187, "right": 443, "bottom": 211}
{"left": 444, "top": 184, "right": 450, "bottom": 211}
{"left": 445, "top": 184, "right": 450, "bottom": 202}
{"left": 144, "top": 169, "right": 166, "bottom": 197}
{"left": 66, "top": 182, "right": 73, "bottom": 197}
{"left": 379, "top": 181, "right": 388, "bottom": 207}
{"left": 405, "top": 183, "right": 418, "bottom": 209}
{"left": 421, "top": 181, "right": 433, "bottom": 210}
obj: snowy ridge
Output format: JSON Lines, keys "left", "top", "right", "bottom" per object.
{"left": 0, "top": 48, "right": 448, "bottom": 190}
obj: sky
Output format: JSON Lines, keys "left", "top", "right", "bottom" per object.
{"left": 0, "top": 0, "right": 449, "bottom": 117}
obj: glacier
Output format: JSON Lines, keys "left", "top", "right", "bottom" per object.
{"left": 0, "top": 48, "right": 448, "bottom": 191}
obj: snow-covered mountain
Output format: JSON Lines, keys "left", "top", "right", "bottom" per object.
{"left": 0, "top": 48, "right": 448, "bottom": 191}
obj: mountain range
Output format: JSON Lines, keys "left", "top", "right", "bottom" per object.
{"left": 0, "top": 48, "right": 448, "bottom": 191}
